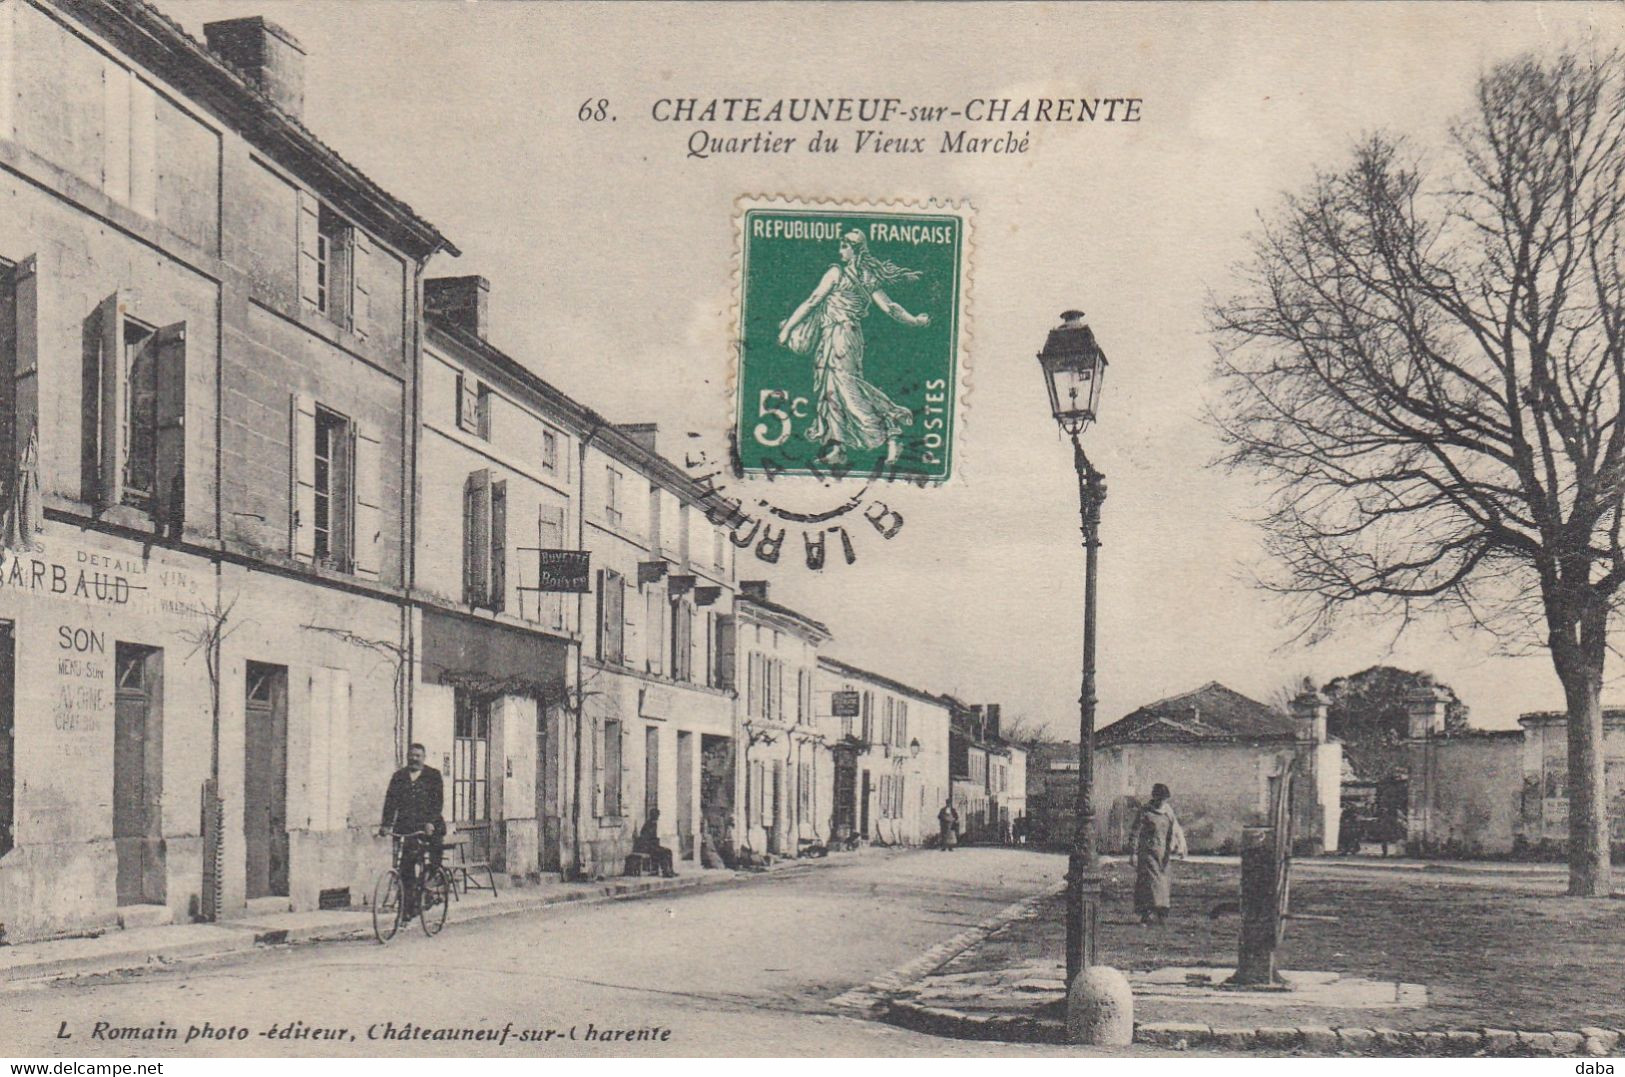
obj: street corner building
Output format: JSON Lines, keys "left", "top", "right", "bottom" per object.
{"left": 0, "top": 0, "right": 452, "bottom": 940}
{"left": 1091, "top": 682, "right": 1342, "bottom": 856}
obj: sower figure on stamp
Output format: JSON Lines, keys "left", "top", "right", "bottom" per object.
{"left": 636, "top": 809, "right": 678, "bottom": 878}
{"left": 937, "top": 797, "right": 959, "bottom": 852}
{"left": 777, "top": 230, "right": 929, "bottom": 468}
{"left": 377, "top": 743, "right": 445, "bottom": 915}
{"left": 1130, "top": 782, "right": 1187, "bottom": 925}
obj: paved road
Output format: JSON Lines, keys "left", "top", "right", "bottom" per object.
{"left": 1, "top": 848, "right": 1156, "bottom": 1058}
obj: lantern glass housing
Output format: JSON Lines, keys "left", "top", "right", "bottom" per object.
{"left": 1038, "top": 310, "right": 1108, "bottom": 435}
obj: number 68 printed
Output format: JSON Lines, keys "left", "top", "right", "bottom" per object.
{"left": 753, "top": 389, "right": 810, "bottom": 448}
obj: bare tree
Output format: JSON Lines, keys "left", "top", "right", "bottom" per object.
{"left": 1212, "top": 48, "right": 1625, "bottom": 895}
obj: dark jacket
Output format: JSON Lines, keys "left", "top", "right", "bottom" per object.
{"left": 380, "top": 766, "right": 444, "bottom": 835}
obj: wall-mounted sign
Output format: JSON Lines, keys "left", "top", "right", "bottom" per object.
{"left": 832, "top": 690, "right": 860, "bottom": 718}
{"left": 641, "top": 686, "right": 673, "bottom": 720}
{"left": 536, "top": 550, "right": 590, "bottom": 593}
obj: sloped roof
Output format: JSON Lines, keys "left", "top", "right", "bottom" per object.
{"left": 1098, "top": 681, "right": 1297, "bottom": 746}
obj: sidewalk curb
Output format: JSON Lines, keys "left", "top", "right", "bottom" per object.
{"left": 3, "top": 871, "right": 729, "bottom": 986}
{"left": 880, "top": 998, "right": 1625, "bottom": 1056}
{"left": 831, "top": 879, "right": 1066, "bottom": 1013}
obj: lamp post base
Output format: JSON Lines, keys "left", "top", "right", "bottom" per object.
{"left": 1066, "top": 964, "right": 1135, "bottom": 1045}
{"left": 1064, "top": 854, "right": 1102, "bottom": 985}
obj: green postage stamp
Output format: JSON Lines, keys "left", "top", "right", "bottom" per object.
{"left": 733, "top": 197, "right": 971, "bottom": 483}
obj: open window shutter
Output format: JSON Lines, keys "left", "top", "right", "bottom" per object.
{"left": 94, "top": 292, "right": 127, "bottom": 509}
{"left": 594, "top": 569, "right": 607, "bottom": 660}
{"left": 306, "top": 669, "right": 331, "bottom": 828}
{"left": 592, "top": 719, "right": 604, "bottom": 816}
{"left": 152, "top": 322, "right": 185, "bottom": 532}
{"left": 609, "top": 572, "right": 626, "bottom": 664}
{"left": 12, "top": 257, "right": 39, "bottom": 501}
{"left": 350, "top": 230, "right": 371, "bottom": 339}
{"left": 296, "top": 191, "right": 321, "bottom": 309}
{"left": 327, "top": 669, "right": 351, "bottom": 830}
{"left": 289, "top": 392, "right": 316, "bottom": 558}
{"left": 351, "top": 422, "right": 382, "bottom": 577}
{"left": 489, "top": 478, "right": 507, "bottom": 612}
{"left": 463, "top": 469, "right": 490, "bottom": 605}
{"left": 717, "top": 617, "right": 735, "bottom": 690}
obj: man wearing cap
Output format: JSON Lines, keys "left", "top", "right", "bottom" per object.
{"left": 1129, "top": 782, "right": 1187, "bottom": 925}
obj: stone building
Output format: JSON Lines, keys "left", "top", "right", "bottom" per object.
{"left": 413, "top": 278, "right": 580, "bottom": 883}
{"left": 1515, "top": 708, "right": 1625, "bottom": 855}
{"left": 944, "top": 700, "right": 1025, "bottom": 844}
{"left": 0, "top": 2, "right": 452, "bottom": 939}
{"left": 731, "top": 583, "right": 829, "bottom": 856}
{"left": 576, "top": 424, "right": 738, "bottom": 876}
{"left": 814, "top": 657, "right": 951, "bottom": 847}
{"left": 1095, "top": 682, "right": 1342, "bottom": 854}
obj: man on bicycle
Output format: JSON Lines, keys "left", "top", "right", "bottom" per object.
{"left": 377, "top": 743, "right": 444, "bottom": 914}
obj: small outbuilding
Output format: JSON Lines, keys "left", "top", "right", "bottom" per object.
{"left": 1094, "top": 681, "right": 1342, "bottom": 854}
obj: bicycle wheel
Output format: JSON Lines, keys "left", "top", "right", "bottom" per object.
{"left": 419, "top": 867, "right": 451, "bottom": 937}
{"left": 372, "top": 869, "right": 403, "bottom": 943}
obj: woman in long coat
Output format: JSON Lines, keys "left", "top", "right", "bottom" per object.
{"left": 1130, "top": 783, "right": 1187, "bottom": 924}
{"left": 937, "top": 799, "right": 959, "bottom": 852}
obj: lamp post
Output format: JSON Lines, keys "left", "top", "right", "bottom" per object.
{"left": 1037, "top": 310, "right": 1132, "bottom": 1044}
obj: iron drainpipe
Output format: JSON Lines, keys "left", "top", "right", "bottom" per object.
{"left": 571, "top": 421, "right": 605, "bottom": 879}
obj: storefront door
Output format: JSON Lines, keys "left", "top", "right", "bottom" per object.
{"left": 243, "top": 663, "right": 289, "bottom": 899}
{"left": 114, "top": 644, "right": 164, "bottom": 906}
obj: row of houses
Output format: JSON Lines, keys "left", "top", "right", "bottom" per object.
{"left": 1025, "top": 680, "right": 1625, "bottom": 859}
{"left": 0, "top": 0, "right": 1025, "bottom": 943}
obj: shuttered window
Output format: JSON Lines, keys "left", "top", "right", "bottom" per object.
{"left": 597, "top": 569, "right": 625, "bottom": 664}
{"left": 462, "top": 470, "right": 506, "bottom": 610}
{"left": 602, "top": 718, "right": 622, "bottom": 817}
{"left": 83, "top": 293, "right": 185, "bottom": 527}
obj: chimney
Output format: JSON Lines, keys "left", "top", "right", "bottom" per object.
{"left": 970, "top": 704, "right": 985, "bottom": 739}
{"left": 1290, "top": 684, "right": 1329, "bottom": 744}
{"left": 739, "top": 579, "right": 769, "bottom": 603}
{"left": 617, "top": 423, "right": 659, "bottom": 455}
{"left": 203, "top": 17, "right": 307, "bottom": 118}
{"left": 424, "top": 276, "right": 491, "bottom": 341}
{"left": 985, "top": 704, "right": 1002, "bottom": 740}
{"left": 1404, "top": 675, "right": 1451, "bottom": 739}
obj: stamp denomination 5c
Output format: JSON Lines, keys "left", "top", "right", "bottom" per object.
{"left": 734, "top": 196, "right": 971, "bottom": 483}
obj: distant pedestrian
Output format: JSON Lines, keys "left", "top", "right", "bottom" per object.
{"left": 1129, "top": 783, "right": 1187, "bottom": 925}
{"left": 1338, "top": 805, "right": 1362, "bottom": 855}
{"left": 937, "top": 798, "right": 959, "bottom": 852}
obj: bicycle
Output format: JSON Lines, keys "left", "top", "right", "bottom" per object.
{"left": 372, "top": 828, "right": 452, "bottom": 943}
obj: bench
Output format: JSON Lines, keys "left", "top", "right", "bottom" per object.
{"left": 442, "top": 830, "right": 498, "bottom": 896}
{"left": 624, "top": 852, "right": 657, "bottom": 877}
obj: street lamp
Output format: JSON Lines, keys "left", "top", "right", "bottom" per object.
{"left": 1037, "top": 310, "right": 1131, "bottom": 1044}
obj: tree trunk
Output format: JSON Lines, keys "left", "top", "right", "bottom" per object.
{"left": 1551, "top": 600, "right": 1613, "bottom": 897}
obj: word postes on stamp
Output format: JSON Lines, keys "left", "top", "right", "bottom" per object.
{"left": 734, "top": 197, "right": 971, "bottom": 484}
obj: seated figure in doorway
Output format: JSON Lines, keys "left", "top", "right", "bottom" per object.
{"left": 635, "top": 809, "right": 678, "bottom": 878}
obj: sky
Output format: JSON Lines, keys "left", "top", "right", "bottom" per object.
{"left": 170, "top": 1, "right": 1624, "bottom": 737}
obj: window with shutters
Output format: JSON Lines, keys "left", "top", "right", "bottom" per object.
{"left": 455, "top": 372, "right": 490, "bottom": 439}
{"left": 714, "top": 615, "right": 735, "bottom": 691}
{"left": 541, "top": 429, "right": 559, "bottom": 474}
{"left": 670, "top": 600, "right": 693, "bottom": 682}
{"left": 882, "top": 698, "right": 894, "bottom": 748}
{"left": 647, "top": 483, "right": 662, "bottom": 555}
{"left": 462, "top": 469, "right": 507, "bottom": 610}
{"left": 313, "top": 408, "right": 351, "bottom": 569}
{"left": 289, "top": 396, "right": 380, "bottom": 577}
{"left": 861, "top": 691, "right": 873, "bottom": 743}
{"left": 536, "top": 504, "right": 566, "bottom": 629}
{"left": 713, "top": 529, "right": 725, "bottom": 570}
{"left": 644, "top": 586, "right": 664, "bottom": 676}
{"left": 597, "top": 568, "right": 626, "bottom": 665}
{"left": 298, "top": 194, "right": 371, "bottom": 338}
{"left": 81, "top": 294, "right": 185, "bottom": 525}
{"left": 605, "top": 465, "right": 623, "bottom": 527}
